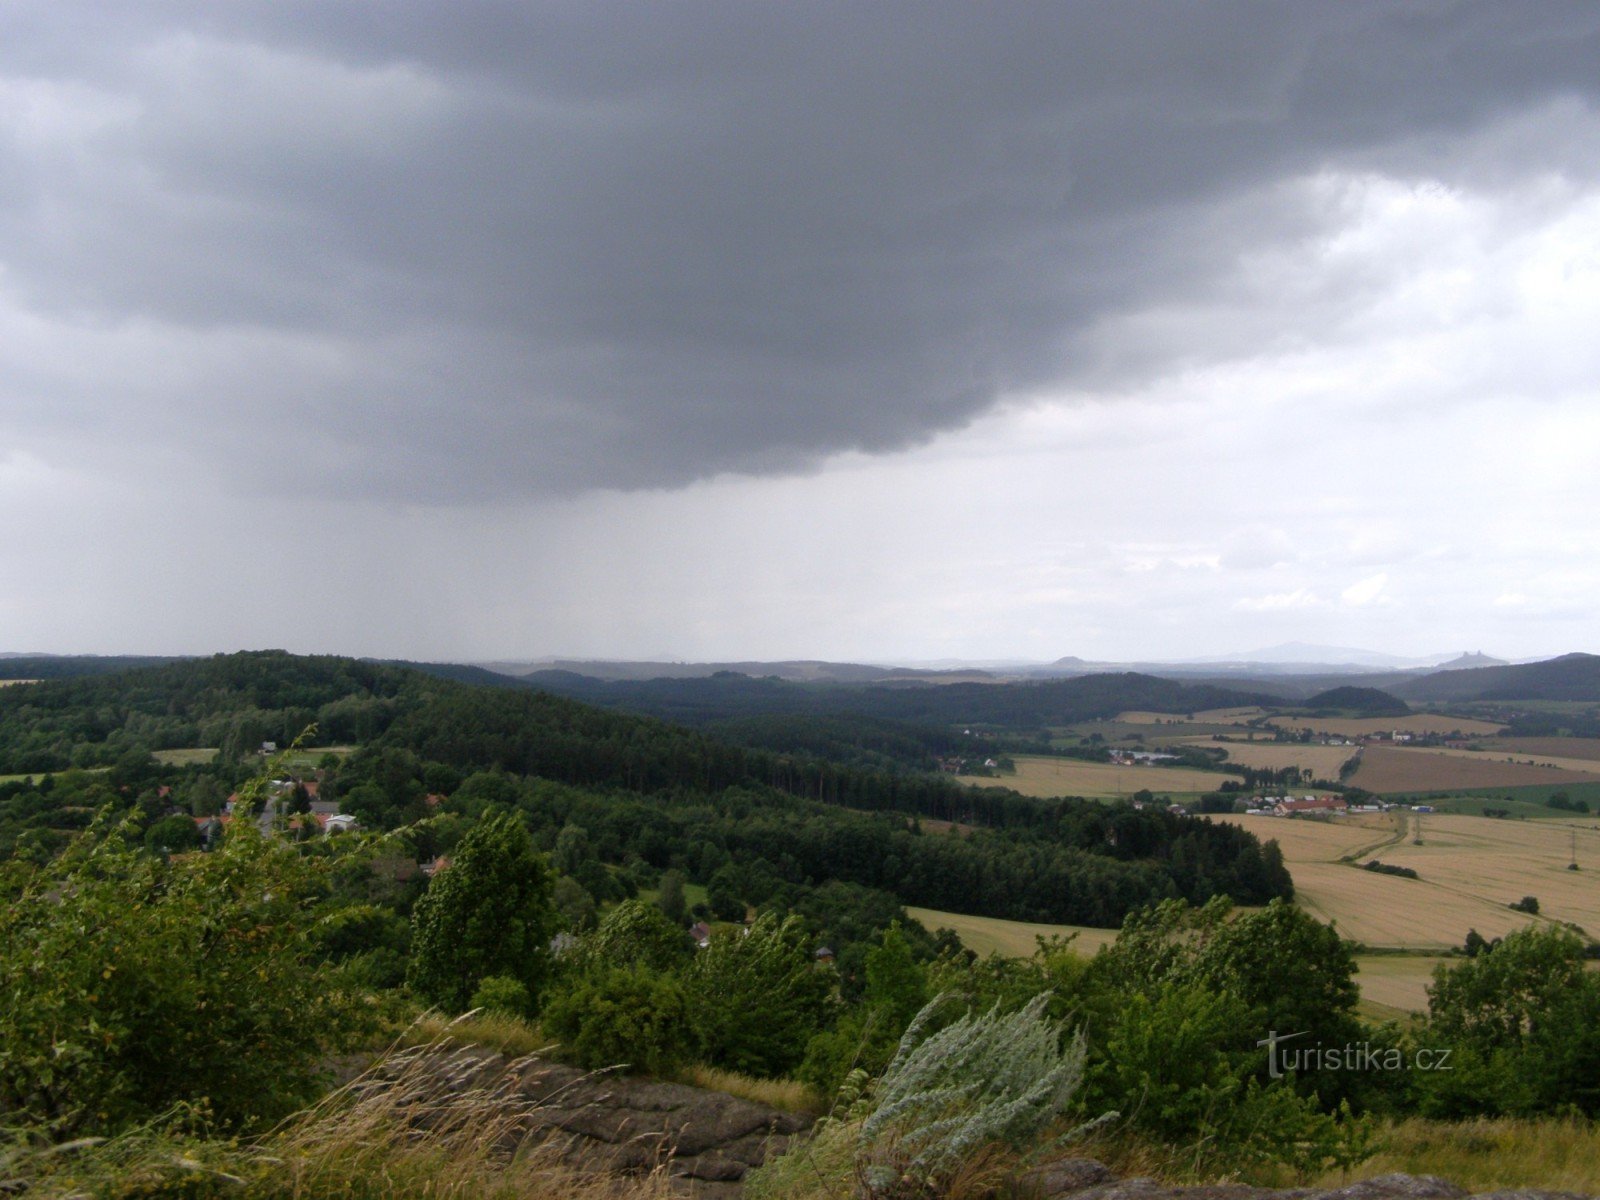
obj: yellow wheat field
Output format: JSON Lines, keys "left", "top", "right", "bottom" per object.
{"left": 905, "top": 906, "right": 1120, "bottom": 958}
{"left": 973, "top": 754, "right": 1243, "bottom": 798}
{"left": 1215, "top": 811, "right": 1600, "bottom": 950}
{"left": 1174, "top": 737, "right": 1356, "bottom": 779}
{"left": 1269, "top": 713, "right": 1506, "bottom": 738}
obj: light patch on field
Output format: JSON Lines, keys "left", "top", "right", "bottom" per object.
{"left": 0, "top": 679, "right": 37, "bottom": 687}
{"left": 905, "top": 906, "right": 1119, "bottom": 958}
{"left": 152, "top": 748, "right": 219, "bottom": 766}
{"left": 973, "top": 754, "right": 1242, "bottom": 798}
{"left": 1175, "top": 737, "right": 1355, "bottom": 779}
{"left": 1352, "top": 745, "right": 1600, "bottom": 794}
{"left": 1270, "top": 714, "right": 1506, "bottom": 738}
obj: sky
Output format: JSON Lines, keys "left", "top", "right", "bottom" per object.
{"left": 2, "top": 2, "right": 1599, "bottom": 665}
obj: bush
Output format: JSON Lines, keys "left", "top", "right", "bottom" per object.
{"left": 469, "top": 974, "right": 532, "bottom": 1018}
{"left": 542, "top": 965, "right": 689, "bottom": 1075}
{"left": 0, "top": 814, "right": 358, "bottom": 1134}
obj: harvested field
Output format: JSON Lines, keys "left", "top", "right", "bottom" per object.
{"left": 1060, "top": 719, "right": 1246, "bottom": 741}
{"left": 153, "top": 747, "right": 219, "bottom": 766}
{"left": 973, "top": 754, "right": 1242, "bottom": 798}
{"left": 1175, "top": 737, "right": 1355, "bottom": 779}
{"left": 1227, "top": 810, "right": 1400, "bottom": 859}
{"left": 1353, "top": 955, "right": 1450, "bottom": 1015}
{"left": 905, "top": 906, "right": 1119, "bottom": 958}
{"left": 1269, "top": 714, "right": 1505, "bottom": 738}
{"left": 1481, "top": 737, "right": 1600, "bottom": 763}
{"left": 1361, "top": 813, "right": 1600, "bottom": 935}
{"left": 1381, "top": 743, "right": 1600, "bottom": 774}
{"left": 1351, "top": 745, "right": 1600, "bottom": 794}
{"left": 1117, "top": 707, "right": 1266, "bottom": 724}
{"left": 1214, "top": 810, "right": 1600, "bottom": 950}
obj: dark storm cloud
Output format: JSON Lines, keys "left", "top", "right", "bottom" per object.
{"left": 3, "top": 2, "right": 1599, "bottom": 499}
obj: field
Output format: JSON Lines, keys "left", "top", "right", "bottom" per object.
{"left": 0, "top": 679, "right": 35, "bottom": 687}
{"left": 1351, "top": 954, "right": 1450, "bottom": 1015}
{"left": 1174, "top": 737, "right": 1355, "bottom": 779}
{"left": 1350, "top": 745, "right": 1600, "bottom": 794}
{"left": 1268, "top": 714, "right": 1506, "bottom": 738}
{"left": 905, "top": 906, "right": 1119, "bottom": 958}
{"left": 974, "top": 754, "right": 1242, "bottom": 798}
{"left": 1216, "top": 811, "right": 1600, "bottom": 953}
{"left": 153, "top": 747, "right": 220, "bottom": 766}
{"left": 1483, "top": 736, "right": 1600, "bottom": 762}
{"left": 1116, "top": 708, "right": 1268, "bottom": 724}
{"left": 1061, "top": 719, "right": 1248, "bottom": 742}
{"left": 1390, "top": 744, "right": 1600, "bottom": 774}
{"left": 908, "top": 897, "right": 1442, "bottom": 1014}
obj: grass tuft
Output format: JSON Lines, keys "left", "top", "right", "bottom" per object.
{"left": 400, "top": 1008, "right": 551, "bottom": 1057}
{"left": 675, "top": 1064, "right": 822, "bottom": 1114}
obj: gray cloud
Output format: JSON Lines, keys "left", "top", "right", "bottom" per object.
{"left": 3, "top": 2, "right": 1600, "bottom": 501}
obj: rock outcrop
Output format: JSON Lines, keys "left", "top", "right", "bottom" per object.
{"left": 451, "top": 1049, "right": 812, "bottom": 1196}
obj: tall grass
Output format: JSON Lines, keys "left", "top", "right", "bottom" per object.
{"left": 399, "top": 1008, "right": 550, "bottom": 1057}
{"left": 675, "top": 1064, "right": 822, "bottom": 1115}
{"left": 1320, "top": 1117, "right": 1600, "bottom": 1193}
{"left": 4, "top": 1037, "right": 669, "bottom": 1200}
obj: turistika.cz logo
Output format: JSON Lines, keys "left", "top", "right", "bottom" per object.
{"left": 1257, "top": 1030, "right": 1453, "bottom": 1078}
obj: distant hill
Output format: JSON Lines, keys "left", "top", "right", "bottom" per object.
{"left": 1393, "top": 653, "right": 1600, "bottom": 702}
{"left": 502, "top": 658, "right": 995, "bottom": 684}
{"left": 0, "top": 654, "right": 182, "bottom": 681}
{"left": 1303, "top": 686, "right": 1410, "bottom": 717}
{"left": 1429, "top": 651, "right": 1508, "bottom": 670}
{"left": 523, "top": 669, "right": 1287, "bottom": 731}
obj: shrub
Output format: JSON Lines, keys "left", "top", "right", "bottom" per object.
{"left": 469, "top": 974, "right": 533, "bottom": 1018}
{"left": 854, "top": 994, "right": 1097, "bottom": 1198}
{"left": 542, "top": 965, "right": 689, "bottom": 1075}
{"left": 0, "top": 813, "right": 358, "bottom": 1135}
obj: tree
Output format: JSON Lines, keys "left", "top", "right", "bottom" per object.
{"left": 143, "top": 813, "right": 201, "bottom": 855}
{"left": 1422, "top": 924, "right": 1600, "bottom": 1115}
{"left": 688, "top": 913, "right": 833, "bottom": 1077}
{"left": 576, "top": 898, "right": 692, "bottom": 973}
{"left": 407, "top": 812, "right": 555, "bottom": 1012}
{"left": 657, "top": 868, "right": 687, "bottom": 924}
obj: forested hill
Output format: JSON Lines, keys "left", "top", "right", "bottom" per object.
{"left": 0, "top": 651, "right": 1292, "bottom": 926}
{"left": 0, "top": 654, "right": 182, "bottom": 681}
{"left": 1391, "top": 652, "right": 1600, "bottom": 702}
{"left": 523, "top": 669, "right": 1286, "bottom": 731}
